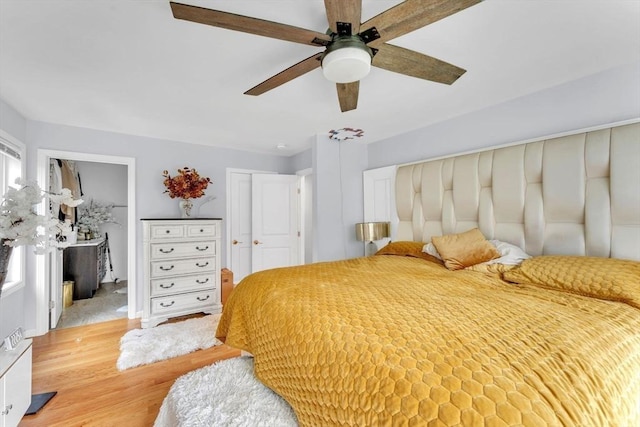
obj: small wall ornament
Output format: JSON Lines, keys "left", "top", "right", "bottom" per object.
{"left": 162, "top": 167, "right": 211, "bottom": 218}
{"left": 328, "top": 127, "right": 365, "bottom": 141}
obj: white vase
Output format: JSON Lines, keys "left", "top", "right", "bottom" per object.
{"left": 179, "top": 199, "right": 193, "bottom": 218}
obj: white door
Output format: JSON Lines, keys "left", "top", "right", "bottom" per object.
{"left": 363, "top": 165, "right": 397, "bottom": 250}
{"left": 251, "top": 174, "right": 299, "bottom": 272}
{"left": 49, "top": 250, "right": 63, "bottom": 328}
{"left": 229, "top": 172, "right": 253, "bottom": 283}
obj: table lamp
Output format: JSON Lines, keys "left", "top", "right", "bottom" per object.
{"left": 355, "top": 222, "right": 390, "bottom": 256}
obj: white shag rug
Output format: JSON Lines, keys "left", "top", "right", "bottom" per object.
{"left": 117, "top": 314, "right": 223, "bottom": 371}
{"left": 154, "top": 357, "right": 298, "bottom": 427}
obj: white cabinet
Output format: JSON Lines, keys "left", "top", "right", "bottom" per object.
{"left": 142, "top": 219, "right": 222, "bottom": 328}
{"left": 0, "top": 339, "right": 32, "bottom": 427}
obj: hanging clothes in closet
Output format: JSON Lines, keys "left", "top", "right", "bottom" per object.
{"left": 50, "top": 159, "right": 64, "bottom": 221}
{"left": 58, "top": 159, "right": 82, "bottom": 223}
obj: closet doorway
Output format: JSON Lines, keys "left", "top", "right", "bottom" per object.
{"left": 35, "top": 150, "right": 136, "bottom": 335}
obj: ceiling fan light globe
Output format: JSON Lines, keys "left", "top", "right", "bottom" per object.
{"left": 322, "top": 47, "right": 371, "bottom": 84}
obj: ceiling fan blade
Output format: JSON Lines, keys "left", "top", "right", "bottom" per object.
{"left": 170, "top": 2, "right": 331, "bottom": 47}
{"left": 244, "top": 53, "right": 323, "bottom": 96}
{"left": 372, "top": 44, "right": 465, "bottom": 85}
{"left": 324, "top": 0, "right": 362, "bottom": 35}
{"left": 362, "top": 0, "right": 480, "bottom": 47}
{"left": 336, "top": 82, "right": 359, "bottom": 112}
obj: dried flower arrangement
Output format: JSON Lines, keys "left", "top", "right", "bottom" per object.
{"left": 162, "top": 167, "right": 211, "bottom": 200}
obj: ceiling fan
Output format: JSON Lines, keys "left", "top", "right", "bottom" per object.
{"left": 170, "top": 0, "right": 480, "bottom": 112}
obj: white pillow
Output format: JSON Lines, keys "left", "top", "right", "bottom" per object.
{"left": 422, "top": 242, "right": 442, "bottom": 260}
{"left": 485, "top": 240, "right": 530, "bottom": 265}
{"left": 424, "top": 239, "right": 530, "bottom": 265}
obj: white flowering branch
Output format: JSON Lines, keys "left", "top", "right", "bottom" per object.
{"left": 76, "top": 198, "right": 118, "bottom": 235}
{"left": 0, "top": 178, "right": 83, "bottom": 254}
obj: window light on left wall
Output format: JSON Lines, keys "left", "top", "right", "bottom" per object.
{"left": 0, "top": 132, "right": 26, "bottom": 298}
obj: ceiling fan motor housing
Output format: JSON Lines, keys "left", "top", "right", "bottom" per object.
{"left": 321, "top": 36, "right": 373, "bottom": 83}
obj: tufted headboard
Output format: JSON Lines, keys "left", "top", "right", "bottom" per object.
{"left": 395, "top": 122, "right": 640, "bottom": 261}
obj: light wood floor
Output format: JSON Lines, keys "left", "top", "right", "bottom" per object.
{"left": 19, "top": 317, "right": 241, "bottom": 427}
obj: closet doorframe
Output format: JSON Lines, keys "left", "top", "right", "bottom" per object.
{"left": 35, "top": 150, "right": 136, "bottom": 335}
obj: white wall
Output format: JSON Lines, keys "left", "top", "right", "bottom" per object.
{"left": 312, "top": 135, "right": 368, "bottom": 261}
{"left": 0, "top": 98, "right": 26, "bottom": 143}
{"left": 303, "top": 174, "right": 313, "bottom": 264}
{"left": 368, "top": 62, "right": 640, "bottom": 169}
{"left": 288, "top": 141, "right": 313, "bottom": 173}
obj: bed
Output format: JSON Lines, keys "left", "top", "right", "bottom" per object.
{"left": 217, "top": 121, "right": 640, "bottom": 426}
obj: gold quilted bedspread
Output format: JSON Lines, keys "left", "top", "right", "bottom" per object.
{"left": 217, "top": 255, "right": 640, "bottom": 426}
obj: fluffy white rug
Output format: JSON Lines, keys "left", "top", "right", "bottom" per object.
{"left": 117, "top": 314, "right": 222, "bottom": 371}
{"left": 154, "top": 357, "right": 298, "bottom": 427}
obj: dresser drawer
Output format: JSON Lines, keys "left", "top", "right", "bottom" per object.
{"left": 150, "top": 273, "right": 216, "bottom": 296}
{"left": 150, "top": 224, "right": 184, "bottom": 239}
{"left": 151, "top": 257, "right": 216, "bottom": 278}
{"left": 151, "top": 290, "right": 216, "bottom": 316}
{"left": 150, "top": 241, "right": 216, "bottom": 260}
{"left": 186, "top": 223, "right": 218, "bottom": 238}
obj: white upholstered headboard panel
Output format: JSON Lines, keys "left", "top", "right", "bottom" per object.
{"left": 395, "top": 122, "right": 640, "bottom": 261}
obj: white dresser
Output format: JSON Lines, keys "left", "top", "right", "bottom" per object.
{"left": 0, "top": 339, "right": 32, "bottom": 427}
{"left": 142, "top": 219, "right": 222, "bottom": 328}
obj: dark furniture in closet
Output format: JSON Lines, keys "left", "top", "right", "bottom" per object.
{"left": 63, "top": 239, "right": 107, "bottom": 300}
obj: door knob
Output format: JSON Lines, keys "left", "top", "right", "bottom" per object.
{"left": 253, "top": 240, "right": 263, "bottom": 245}
{"left": 232, "top": 240, "right": 242, "bottom": 245}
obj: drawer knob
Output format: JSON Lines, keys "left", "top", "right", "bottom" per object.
{"left": 160, "top": 301, "right": 175, "bottom": 307}
{"left": 195, "top": 246, "right": 209, "bottom": 251}
{"left": 200, "top": 229, "right": 204, "bottom": 232}
{"left": 159, "top": 265, "right": 175, "bottom": 271}
{"left": 197, "top": 295, "right": 210, "bottom": 301}
{"left": 253, "top": 240, "right": 263, "bottom": 245}
{"left": 232, "top": 240, "right": 242, "bottom": 245}
{"left": 160, "top": 283, "right": 175, "bottom": 289}
{"left": 196, "top": 278, "right": 210, "bottom": 284}
{"left": 159, "top": 248, "right": 174, "bottom": 254}
{"left": 165, "top": 230, "right": 170, "bottom": 234}
{"left": 196, "top": 262, "right": 209, "bottom": 268}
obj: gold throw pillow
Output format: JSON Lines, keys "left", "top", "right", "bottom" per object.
{"left": 431, "top": 228, "right": 500, "bottom": 270}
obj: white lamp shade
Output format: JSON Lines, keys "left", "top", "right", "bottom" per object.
{"left": 322, "top": 46, "right": 372, "bottom": 83}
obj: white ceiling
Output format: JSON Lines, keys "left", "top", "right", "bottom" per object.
{"left": 1, "top": 1, "right": 638, "bottom": 155}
